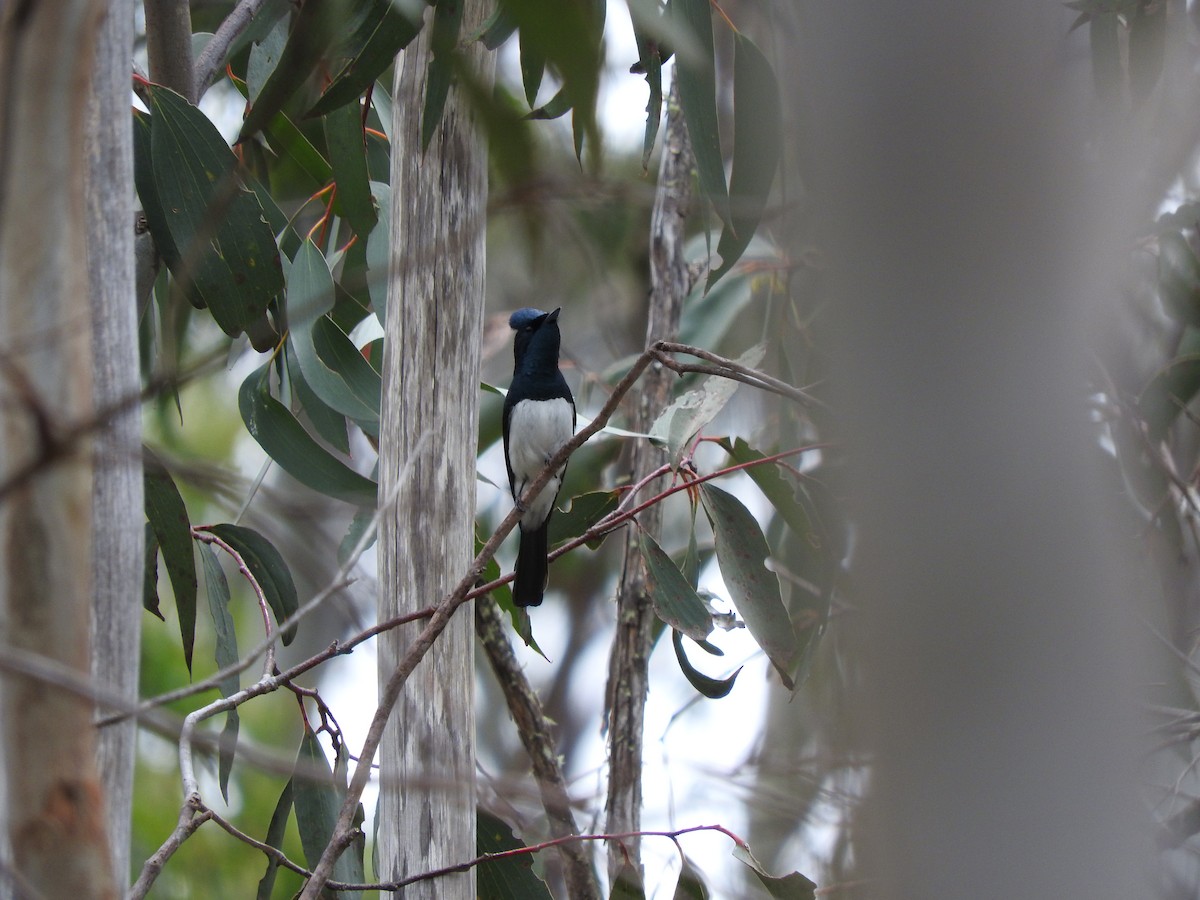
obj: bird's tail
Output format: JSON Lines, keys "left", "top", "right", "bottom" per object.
{"left": 513, "top": 524, "right": 549, "bottom": 607}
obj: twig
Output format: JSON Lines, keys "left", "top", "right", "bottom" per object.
{"left": 193, "top": 0, "right": 274, "bottom": 100}
{"left": 654, "top": 341, "right": 825, "bottom": 408}
{"left": 127, "top": 795, "right": 211, "bottom": 899}
{"left": 475, "top": 597, "right": 601, "bottom": 900}
{"left": 192, "top": 525, "right": 277, "bottom": 677}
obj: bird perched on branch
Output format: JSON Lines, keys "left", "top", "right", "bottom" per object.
{"left": 503, "top": 307, "right": 575, "bottom": 607}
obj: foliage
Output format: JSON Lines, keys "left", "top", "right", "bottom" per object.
{"left": 126, "top": 0, "right": 823, "bottom": 896}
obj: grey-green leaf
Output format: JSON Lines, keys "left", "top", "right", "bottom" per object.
{"left": 641, "top": 532, "right": 713, "bottom": 641}
{"left": 256, "top": 779, "right": 294, "bottom": 900}
{"left": 673, "top": 0, "right": 728, "bottom": 228}
{"left": 143, "top": 523, "right": 164, "bottom": 621}
{"left": 201, "top": 545, "right": 239, "bottom": 801}
{"left": 700, "top": 483, "right": 797, "bottom": 688}
{"left": 239, "top": 364, "right": 379, "bottom": 507}
{"left": 207, "top": 523, "right": 300, "bottom": 646}
{"left": 673, "top": 855, "right": 712, "bottom": 899}
{"left": 708, "top": 33, "right": 781, "bottom": 290}
{"left": 672, "top": 628, "right": 741, "bottom": 699}
{"left": 731, "top": 844, "right": 817, "bottom": 900}
{"left": 293, "top": 731, "right": 363, "bottom": 898}
{"left": 144, "top": 449, "right": 197, "bottom": 672}
{"left": 476, "top": 808, "right": 553, "bottom": 900}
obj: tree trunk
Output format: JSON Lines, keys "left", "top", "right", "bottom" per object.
{"left": 375, "top": 1, "right": 491, "bottom": 894}
{"left": 0, "top": 1, "right": 117, "bottom": 896}
{"left": 603, "top": 76, "right": 693, "bottom": 884}
{"left": 86, "top": 0, "right": 142, "bottom": 888}
{"left": 805, "top": 3, "right": 1147, "bottom": 895}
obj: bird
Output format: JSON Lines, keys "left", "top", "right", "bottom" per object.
{"left": 503, "top": 307, "right": 576, "bottom": 607}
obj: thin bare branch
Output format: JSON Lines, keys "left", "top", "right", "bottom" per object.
{"left": 193, "top": 0, "right": 273, "bottom": 100}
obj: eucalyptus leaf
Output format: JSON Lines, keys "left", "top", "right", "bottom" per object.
{"left": 207, "top": 523, "right": 300, "bottom": 646}
{"left": 144, "top": 449, "right": 197, "bottom": 672}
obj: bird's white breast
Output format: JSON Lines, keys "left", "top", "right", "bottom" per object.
{"left": 508, "top": 398, "right": 574, "bottom": 528}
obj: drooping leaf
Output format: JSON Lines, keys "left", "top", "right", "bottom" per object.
{"left": 144, "top": 449, "right": 197, "bottom": 672}
{"left": 308, "top": 0, "right": 424, "bottom": 117}
{"left": 422, "top": 0, "right": 465, "bottom": 152}
{"left": 200, "top": 546, "right": 240, "bottom": 800}
{"left": 207, "top": 523, "right": 300, "bottom": 646}
{"left": 143, "top": 523, "right": 164, "bottom": 621}
{"left": 247, "top": 15, "right": 289, "bottom": 102}
{"left": 700, "top": 483, "right": 797, "bottom": 688}
{"left": 1158, "top": 232, "right": 1200, "bottom": 326}
{"left": 673, "top": 855, "right": 712, "bottom": 899}
{"left": 365, "top": 181, "right": 391, "bottom": 326}
{"left": 256, "top": 779, "right": 294, "bottom": 900}
{"left": 641, "top": 532, "right": 713, "bottom": 641}
{"left": 519, "top": 25, "right": 546, "bottom": 108}
{"left": 548, "top": 489, "right": 620, "bottom": 548}
{"left": 339, "top": 504, "right": 378, "bottom": 565}
{"left": 708, "top": 33, "right": 781, "bottom": 290}
{"left": 1139, "top": 327, "right": 1200, "bottom": 440}
{"left": 650, "top": 344, "right": 766, "bottom": 466}
{"left": 672, "top": 628, "right": 741, "bottom": 698}
{"left": 474, "top": 3, "right": 517, "bottom": 48}
{"left": 286, "top": 343, "right": 351, "bottom": 455}
{"left": 239, "top": 363, "right": 379, "bottom": 507}
{"left": 673, "top": 0, "right": 728, "bottom": 228}
{"left": 325, "top": 100, "right": 378, "bottom": 236}
{"left": 610, "top": 861, "right": 646, "bottom": 899}
{"left": 293, "top": 731, "right": 363, "bottom": 898}
{"left": 231, "top": 71, "right": 334, "bottom": 190}
{"left": 634, "top": 30, "right": 663, "bottom": 171}
{"left": 476, "top": 808, "right": 553, "bottom": 900}
{"left": 238, "top": 0, "right": 349, "bottom": 141}
{"left": 527, "top": 86, "right": 572, "bottom": 120}
{"left": 285, "top": 240, "right": 381, "bottom": 431}
{"left": 731, "top": 844, "right": 817, "bottom": 900}
{"left": 142, "top": 86, "right": 284, "bottom": 343}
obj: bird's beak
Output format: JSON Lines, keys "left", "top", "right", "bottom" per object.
{"left": 546, "top": 307, "right": 561, "bottom": 323}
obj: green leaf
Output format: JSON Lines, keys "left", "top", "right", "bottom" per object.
{"left": 1158, "top": 232, "right": 1200, "bottom": 326}
{"left": 641, "top": 532, "right": 713, "bottom": 641}
{"left": 308, "top": 0, "right": 424, "bottom": 117}
{"left": 286, "top": 343, "right": 351, "bottom": 455}
{"left": 285, "top": 240, "right": 381, "bottom": 431}
{"left": 201, "top": 546, "right": 240, "bottom": 800}
{"left": 474, "top": 4, "right": 517, "bottom": 48}
{"left": 207, "top": 523, "right": 300, "bottom": 646}
{"left": 365, "top": 181, "right": 391, "bottom": 326}
{"left": 325, "top": 100, "right": 378, "bottom": 236}
{"left": 256, "top": 779, "right": 294, "bottom": 900}
{"left": 239, "top": 363, "right": 379, "bottom": 507}
{"left": 731, "top": 844, "right": 817, "bottom": 900}
{"left": 610, "top": 861, "right": 646, "bottom": 899}
{"left": 247, "top": 15, "right": 289, "bottom": 102}
{"left": 548, "top": 489, "right": 619, "bottom": 548}
{"left": 673, "top": 0, "right": 728, "bottom": 228}
{"left": 143, "top": 86, "right": 285, "bottom": 341}
{"left": 673, "top": 855, "right": 712, "bottom": 899}
{"left": 144, "top": 449, "right": 198, "bottom": 672}
{"left": 700, "top": 483, "right": 796, "bottom": 688}
{"left": 476, "top": 808, "right": 553, "bottom": 900}
{"left": 708, "top": 33, "right": 781, "bottom": 290}
{"left": 422, "top": 0, "right": 465, "bottom": 152}
{"left": 1139, "top": 327, "right": 1200, "bottom": 439}
{"left": 143, "top": 523, "right": 164, "bottom": 621}
{"left": 635, "top": 36, "right": 663, "bottom": 171}
{"left": 672, "top": 628, "right": 741, "bottom": 698}
{"left": 232, "top": 70, "right": 334, "bottom": 190}
{"left": 527, "top": 86, "right": 572, "bottom": 120}
{"left": 519, "top": 26, "right": 546, "bottom": 108}
{"left": 238, "top": 0, "right": 346, "bottom": 141}
{"left": 293, "top": 731, "right": 363, "bottom": 898}
{"left": 338, "top": 505, "right": 378, "bottom": 565}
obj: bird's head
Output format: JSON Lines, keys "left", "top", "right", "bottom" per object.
{"left": 510, "top": 307, "right": 562, "bottom": 372}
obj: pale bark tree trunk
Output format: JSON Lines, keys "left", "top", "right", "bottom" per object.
{"left": 86, "top": 0, "right": 141, "bottom": 888}
{"left": 603, "top": 76, "right": 693, "bottom": 884}
{"left": 806, "top": 3, "right": 1147, "bottom": 895}
{"left": 375, "top": 1, "right": 491, "bottom": 894}
{"left": 0, "top": 1, "right": 117, "bottom": 897}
